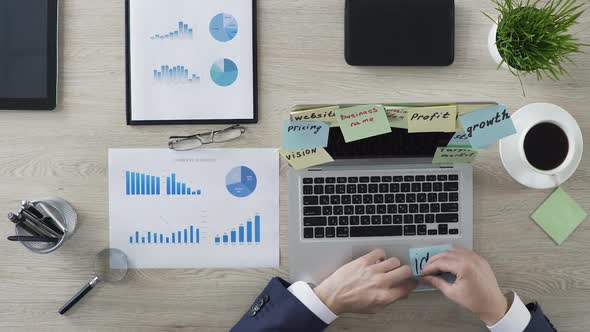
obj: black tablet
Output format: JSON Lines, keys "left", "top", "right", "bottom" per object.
{"left": 0, "top": 0, "right": 58, "bottom": 110}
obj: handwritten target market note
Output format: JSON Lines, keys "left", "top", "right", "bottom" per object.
{"left": 432, "top": 147, "right": 479, "bottom": 164}
{"left": 407, "top": 106, "right": 457, "bottom": 133}
{"left": 336, "top": 105, "right": 391, "bottom": 142}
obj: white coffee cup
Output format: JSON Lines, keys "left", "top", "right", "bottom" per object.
{"left": 499, "top": 103, "right": 583, "bottom": 189}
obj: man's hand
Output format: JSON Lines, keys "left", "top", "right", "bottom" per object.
{"left": 313, "top": 249, "right": 417, "bottom": 315}
{"left": 421, "top": 246, "right": 509, "bottom": 326}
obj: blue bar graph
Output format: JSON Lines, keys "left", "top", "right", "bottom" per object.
{"left": 164, "top": 173, "right": 202, "bottom": 196}
{"left": 129, "top": 225, "right": 202, "bottom": 245}
{"left": 153, "top": 65, "right": 200, "bottom": 84}
{"left": 150, "top": 21, "right": 194, "bottom": 40}
{"left": 125, "top": 171, "right": 162, "bottom": 196}
{"left": 215, "top": 215, "right": 262, "bottom": 245}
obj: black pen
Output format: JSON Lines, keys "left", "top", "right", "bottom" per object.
{"left": 7, "top": 235, "right": 60, "bottom": 243}
{"left": 7, "top": 213, "right": 41, "bottom": 237}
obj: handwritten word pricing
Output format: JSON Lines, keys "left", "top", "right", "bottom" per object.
{"left": 336, "top": 105, "right": 391, "bottom": 142}
{"left": 282, "top": 121, "right": 329, "bottom": 150}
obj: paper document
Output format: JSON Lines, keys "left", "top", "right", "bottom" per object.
{"left": 109, "top": 149, "right": 279, "bottom": 268}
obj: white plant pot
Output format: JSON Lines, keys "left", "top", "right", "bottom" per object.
{"left": 488, "top": 23, "right": 511, "bottom": 70}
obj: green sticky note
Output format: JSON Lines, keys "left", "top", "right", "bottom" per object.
{"left": 531, "top": 187, "right": 587, "bottom": 245}
{"left": 336, "top": 105, "right": 391, "bottom": 142}
{"left": 407, "top": 106, "right": 458, "bottom": 133}
{"left": 384, "top": 106, "right": 409, "bottom": 129}
{"left": 432, "top": 147, "right": 479, "bottom": 164}
{"left": 280, "top": 147, "right": 334, "bottom": 170}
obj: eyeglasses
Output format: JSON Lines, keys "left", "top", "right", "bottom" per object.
{"left": 168, "top": 125, "right": 246, "bottom": 151}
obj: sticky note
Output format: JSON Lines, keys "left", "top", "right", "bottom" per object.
{"left": 459, "top": 104, "right": 517, "bottom": 149}
{"left": 384, "top": 106, "right": 409, "bottom": 129}
{"left": 432, "top": 147, "right": 479, "bottom": 164}
{"left": 456, "top": 103, "right": 497, "bottom": 130}
{"left": 336, "top": 105, "right": 391, "bottom": 142}
{"left": 407, "top": 106, "right": 457, "bottom": 133}
{"left": 282, "top": 121, "right": 329, "bottom": 150}
{"left": 531, "top": 187, "right": 587, "bottom": 245}
{"left": 447, "top": 131, "right": 471, "bottom": 147}
{"left": 291, "top": 106, "right": 339, "bottom": 126}
{"left": 280, "top": 147, "right": 334, "bottom": 170}
{"left": 409, "top": 244, "right": 452, "bottom": 276}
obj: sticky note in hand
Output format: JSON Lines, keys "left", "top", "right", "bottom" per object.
{"left": 336, "top": 105, "right": 391, "bottom": 142}
{"left": 432, "top": 147, "right": 479, "bottom": 164}
{"left": 409, "top": 244, "right": 452, "bottom": 277}
{"left": 280, "top": 147, "right": 334, "bottom": 170}
{"left": 407, "top": 106, "right": 457, "bottom": 133}
{"left": 282, "top": 121, "right": 329, "bottom": 150}
{"left": 531, "top": 187, "right": 587, "bottom": 245}
{"left": 459, "top": 104, "right": 517, "bottom": 149}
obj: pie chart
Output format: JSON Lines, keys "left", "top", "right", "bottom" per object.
{"left": 209, "top": 13, "right": 238, "bottom": 42}
{"left": 226, "top": 166, "right": 257, "bottom": 198}
{"left": 210, "top": 58, "right": 238, "bottom": 87}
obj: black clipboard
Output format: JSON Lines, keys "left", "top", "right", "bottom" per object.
{"left": 125, "top": 0, "right": 258, "bottom": 125}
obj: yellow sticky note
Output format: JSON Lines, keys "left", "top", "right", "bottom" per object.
{"left": 456, "top": 104, "right": 497, "bottom": 130}
{"left": 407, "top": 106, "right": 457, "bottom": 133}
{"left": 336, "top": 105, "right": 391, "bottom": 142}
{"left": 290, "top": 106, "right": 339, "bottom": 127}
{"left": 432, "top": 147, "right": 479, "bottom": 164}
{"left": 280, "top": 147, "right": 334, "bottom": 170}
{"left": 384, "top": 106, "right": 409, "bottom": 129}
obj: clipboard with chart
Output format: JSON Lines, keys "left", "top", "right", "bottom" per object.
{"left": 125, "top": 0, "right": 258, "bottom": 125}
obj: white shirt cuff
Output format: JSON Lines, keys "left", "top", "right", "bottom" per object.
{"left": 287, "top": 281, "right": 339, "bottom": 325}
{"left": 487, "top": 292, "right": 531, "bottom": 332}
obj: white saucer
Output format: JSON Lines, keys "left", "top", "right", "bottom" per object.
{"left": 499, "top": 103, "right": 583, "bottom": 189}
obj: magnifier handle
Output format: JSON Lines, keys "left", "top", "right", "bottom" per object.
{"left": 59, "top": 276, "right": 99, "bottom": 315}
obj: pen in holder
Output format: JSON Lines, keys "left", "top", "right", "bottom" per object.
{"left": 11, "top": 198, "right": 78, "bottom": 254}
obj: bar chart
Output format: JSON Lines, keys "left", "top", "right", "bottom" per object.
{"left": 129, "top": 225, "right": 201, "bottom": 245}
{"left": 126, "top": 171, "right": 161, "bottom": 195}
{"left": 153, "top": 65, "right": 200, "bottom": 84}
{"left": 166, "top": 173, "right": 202, "bottom": 196}
{"left": 150, "top": 21, "right": 194, "bottom": 40}
{"left": 215, "top": 215, "right": 261, "bottom": 245}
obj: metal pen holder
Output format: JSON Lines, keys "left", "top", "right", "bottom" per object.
{"left": 15, "top": 197, "right": 78, "bottom": 254}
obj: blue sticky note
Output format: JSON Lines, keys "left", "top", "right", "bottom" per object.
{"left": 409, "top": 244, "right": 452, "bottom": 277}
{"left": 282, "top": 121, "right": 330, "bottom": 150}
{"left": 447, "top": 131, "right": 471, "bottom": 147}
{"left": 459, "top": 105, "right": 517, "bottom": 149}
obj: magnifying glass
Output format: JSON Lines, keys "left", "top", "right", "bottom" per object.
{"left": 59, "top": 248, "right": 128, "bottom": 315}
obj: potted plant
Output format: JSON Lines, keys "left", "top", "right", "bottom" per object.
{"left": 485, "top": 0, "right": 587, "bottom": 93}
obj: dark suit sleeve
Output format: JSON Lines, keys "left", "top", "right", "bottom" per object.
{"left": 230, "top": 277, "right": 329, "bottom": 332}
{"left": 524, "top": 303, "right": 556, "bottom": 332}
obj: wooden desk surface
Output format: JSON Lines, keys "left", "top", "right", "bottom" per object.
{"left": 1, "top": 0, "right": 589, "bottom": 331}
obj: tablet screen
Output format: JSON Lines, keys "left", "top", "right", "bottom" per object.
{"left": 0, "top": 0, "right": 57, "bottom": 109}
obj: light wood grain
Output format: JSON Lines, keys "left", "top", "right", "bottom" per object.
{"left": 1, "top": 0, "right": 589, "bottom": 331}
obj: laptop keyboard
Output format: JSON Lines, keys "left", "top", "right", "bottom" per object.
{"left": 301, "top": 173, "right": 460, "bottom": 239}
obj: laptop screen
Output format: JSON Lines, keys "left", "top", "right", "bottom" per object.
{"left": 326, "top": 127, "right": 453, "bottom": 159}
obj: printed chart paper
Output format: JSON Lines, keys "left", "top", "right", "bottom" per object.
{"left": 109, "top": 149, "right": 279, "bottom": 268}
{"left": 128, "top": 0, "right": 255, "bottom": 122}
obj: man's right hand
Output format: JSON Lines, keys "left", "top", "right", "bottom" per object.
{"left": 420, "top": 246, "right": 509, "bottom": 326}
{"left": 313, "top": 249, "right": 417, "bottom": 315}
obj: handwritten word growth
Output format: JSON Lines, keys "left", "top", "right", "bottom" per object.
{"left": 465, "top": 109, "right": 510, "bottom": 138}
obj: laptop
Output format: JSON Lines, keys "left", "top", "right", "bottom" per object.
{"left": 288, "top": 104, "right": 476, "bottom": 285}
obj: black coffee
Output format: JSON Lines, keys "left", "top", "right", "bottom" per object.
{"left": 523, "top": 122, "right": 569, "bottom": 171}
